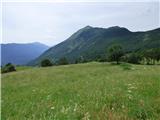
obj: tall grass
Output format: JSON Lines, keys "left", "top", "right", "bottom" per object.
{"left": 2, "top": 62, "right": 160, "bottom": 120}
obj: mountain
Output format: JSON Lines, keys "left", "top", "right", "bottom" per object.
{"left": 1, "top": 42, "right": 49, "bottom": 66}
{"left": 28, "top": 26, "right": 160, "bottom": 66}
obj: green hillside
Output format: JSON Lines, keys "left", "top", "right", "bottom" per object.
{"left": 28, "top": 26, "right": 160, "bottom": 66}
{"left": 2, "top": 62, "right": 160, "bottom": 120}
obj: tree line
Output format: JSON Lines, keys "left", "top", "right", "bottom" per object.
{"left": 40, "top": 44, "right": 160, "bottom": 67}
{"left": 1, "top": 44, "right": 160, "bottom": 73}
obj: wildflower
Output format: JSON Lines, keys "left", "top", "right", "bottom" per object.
{"left": 61, "top": 106, "right": 70, "bottom": 114}
{"left": 127, "top": 90, "right": 132, "bottom": 93}
{"left": 129, "top": 86, "right": 137, "bottom": 89}
{"left": 32, "top": 89, "right": 36, "bottom": 92}
{"left": 82, "top": 112, "right": 90, "bottom": 120}
{"left": 61, "top": 106, "right": 65, "bottom": 113}
{"left": 46, "top": 95, "right": 51, "bottom": 100}
{"left": 128, "top": 95, "right": 133, "bottom": 100}
{"left": 74, "top": 103, "right": 78, "bottom": 112}
{"left": 51, "top": 106, "right": 55, "bottom": 110}
{"left": 131, "top": 67, "right": 135, "bottom": 70}
{"left": 111, "top": 107, "right": 114, "bottom": 111}
{"left": 122, "top": 105, "right": 125, "bottom": 109}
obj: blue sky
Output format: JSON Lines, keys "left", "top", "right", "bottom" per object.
{"left": 1, "top": 0, "right": 159, "bottom": 46}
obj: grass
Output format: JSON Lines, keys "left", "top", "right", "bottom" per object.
{"left": 1, "top": 62, "right": 160, "bottom": 120}
{"left": 15, "top": 66, "right": 33, "bottom": 71}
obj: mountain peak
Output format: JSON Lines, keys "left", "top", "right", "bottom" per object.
{"left": 83, "top": 25, "right": 93, "bottom": 29}
{"left": 107, "top": 26, "right": 131, "bottom": 33}
{"left": 108, "top": 26, "right": 124, "bottom": 30}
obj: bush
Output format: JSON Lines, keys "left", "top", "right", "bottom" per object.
{"left": 98, "top": 58, "right": 107, "bottom": 62}
{"left": 41, "top": 59, "right": 53, "bottom": 67}
{"left": 120, "top": 63, "right": 132, "bottom": 70}
{"left": 1, "top": 63, "right": 16, "bottom": 73}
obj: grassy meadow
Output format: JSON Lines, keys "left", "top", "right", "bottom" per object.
{"left": 1, "top": 62, "right": 160, "bottom": 120}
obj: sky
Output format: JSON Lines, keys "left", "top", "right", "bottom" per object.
{"left": 1, "top": 0, "right": 159, "bottom": 46}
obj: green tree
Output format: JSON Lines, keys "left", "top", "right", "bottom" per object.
{"left": 58, "top": 57, "right": 69, "bottom": 65}
{"left": 142, "top": 50, "right": 151, "bottom": 65}
{"left": 41, "top": 59, "right": 53, "bottom": 67}
{"left": 142, "top": 49, "right": 159, "bottom": 65}
{"left": 1, "top": 63, "right": 16, "bottom": 73}
{"left": 127, "top": 53, "right": 142, "bottom": 64}
{"left": 154, "top": 48, "right": 160, "bottom": 63}
{"left": 108, "top": 44, "right": 124, "bottom": 64}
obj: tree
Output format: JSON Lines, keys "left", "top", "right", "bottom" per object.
{"left": 153, "top": 48, "right": 160, "bottom": 63}
{"left": 108, "top": 44, "right": 124, "bottom": 64}
{"left": 127, "top": 53, "right": 142, "bottom": 64}
{"left": 75, "top": 59, "right": 79, "bottom": 64}
{"left": 1, "top": 63, "right": 16, "bottom": 73}
{"left": 142, "top": 49, "right": 159, "bottom": 65}
{"left": 58, "top": 57, "right": 69, "bottom": 65}
{"left": 142, "top": 50, "right": 151, "bottom": 64}
{"left": 41, "top": 59, "right": 53, "bottom": 67}
{"left": 152, "top": 48, "right": 160, "bottom": 63}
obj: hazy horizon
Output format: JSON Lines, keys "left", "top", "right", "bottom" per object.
{"left": 1, "top": 1, "right": 159, "bottom": 46}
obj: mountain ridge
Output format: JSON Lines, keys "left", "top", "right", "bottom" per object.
{"left": 1, "top": 42, "right": 49, "bottom": 65}
{"left": 28, "top": 26, "right": 160, "bottom": 66}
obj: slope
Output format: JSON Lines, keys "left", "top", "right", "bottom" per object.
{"left": 29, "top": 26, "right": 160, "bottom": 65}
{"left": 1, "top": 42, "right": 49, "bottom": 65}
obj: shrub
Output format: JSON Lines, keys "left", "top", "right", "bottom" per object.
{"left": 120, "top": 63, "right": 132, "bottom": 70}
{"left": 1, "top": 63, "right": 16, "bottom": 73}
{"left": 41, "top": 59, "right": 53, "bottom": 67}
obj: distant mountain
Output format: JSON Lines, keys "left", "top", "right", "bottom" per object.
{"left": 28, "top": 26, "right": 160, "bottom": 66}
{"left": 1, "top": 42, "right": 49, "bottom": 66}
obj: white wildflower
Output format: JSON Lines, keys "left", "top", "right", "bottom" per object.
{"left": 129, "top": 86, "right": 137, "bottom": 89}
{"left": 32, "top": 89, "right": 36, "bottom": 92}
{"left": 122, "top": 105, "right": 125, "bottom": 109}
{"left": 127, "top": 84, "right": 132, "bottom": 86}
{"left": 74, "top": 103, "right": 78, "bottom": 112}
{"left": 82, "top": 112, "right": 90, "bottom": 120}
{"left": 61, "top": 106, "right": 65, "bottom": 113}
{"left": 127, "top": 90, "right": 132, "bottom": 93}
{"left": 61, "top": 106, "right": 70, "bottom": 114}
{"left": 111, "top": 107, "right": 114, "bottom": 111}
{"left": 129, "top": 96, "right": 132, "bottom": 99}
{"left": 51, "top": 106, "right": 55, "bottom": 110}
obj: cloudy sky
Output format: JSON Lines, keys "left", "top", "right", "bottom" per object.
{"left": 1, "top": 0, "right": 159, "bottom": 46}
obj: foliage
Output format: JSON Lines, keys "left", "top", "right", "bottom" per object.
{"left": 119, "top": 63, "right": 132, "bottom": 70}
{"left": 108, "top": 44, "right": 124, "bottom": 64}
{"left": 142, "top": 48, "right": 160, "bottom": 65}
{"left": 74, "top": 56, "right": 88, "bottom": 64}
{"left": 58, "top": 57, "right": 69, "bottom": 65}
{"left": 154, "top": 48, "right": 160, "bottom": 62}
{"left": 41, "top": 59, "right": 53, "bottom": 67}
{"left": 1, "top": 63, "right": 16, "bottom": 73}
{"left": 124, "top": 53, "right": 142, "bottom": 64}
{"left": 29, "top": 26, "right": 160, "bottom": 66}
